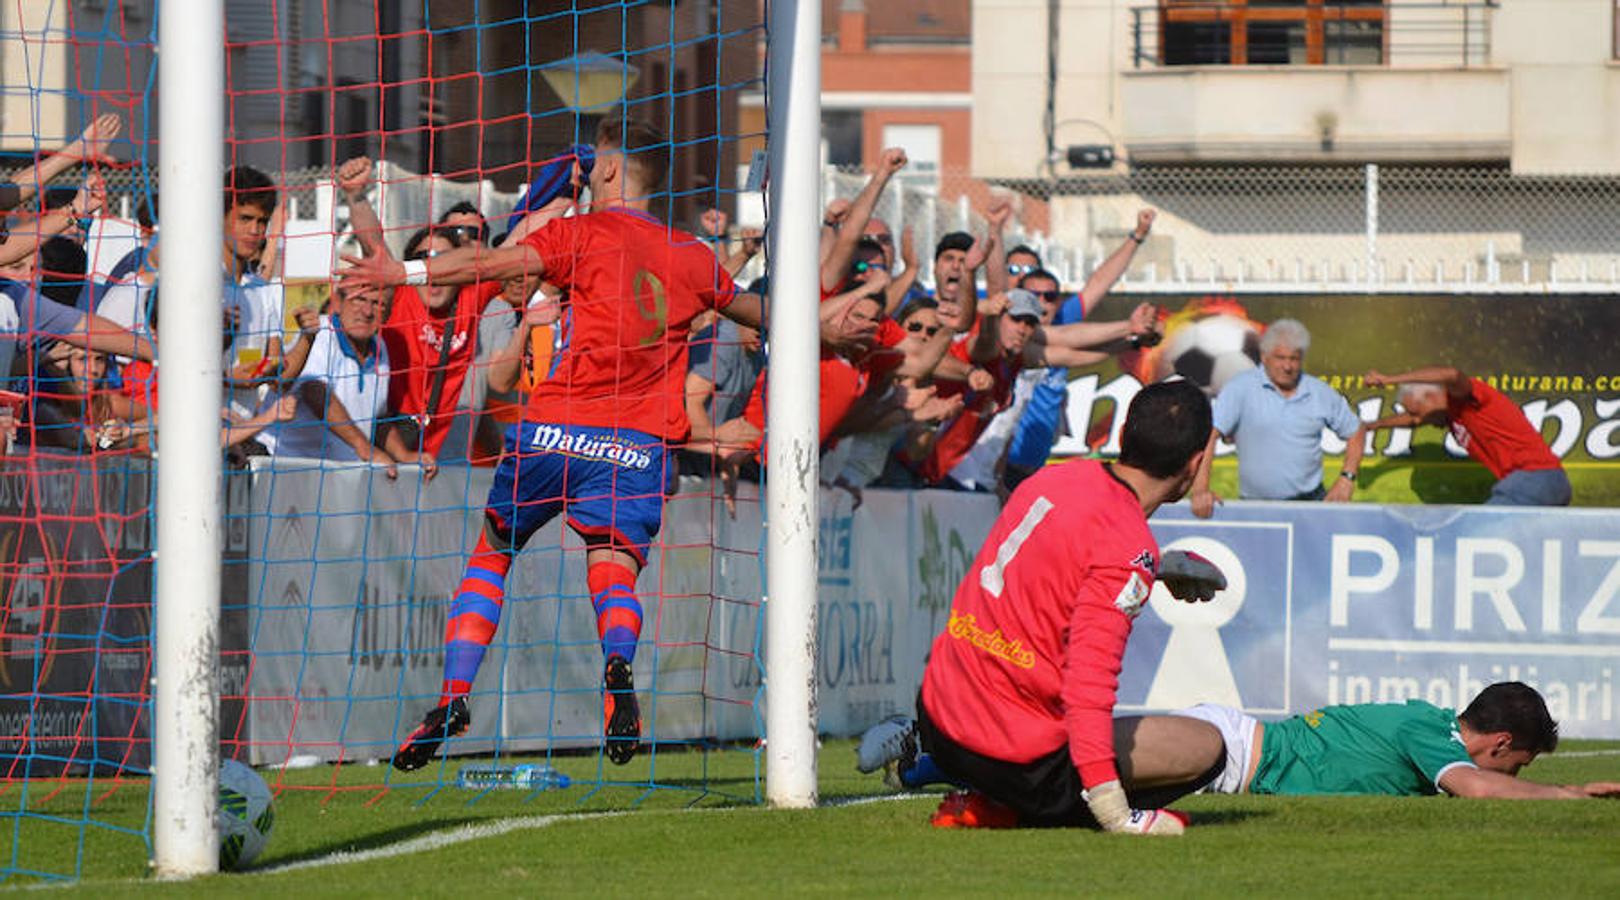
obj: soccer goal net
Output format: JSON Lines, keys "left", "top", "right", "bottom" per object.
{"left": 0, "top": 0, "right": 814, "bottom": 882}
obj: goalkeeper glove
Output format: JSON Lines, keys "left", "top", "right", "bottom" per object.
{"left": 1083, "top": 779, "right": 1186, "bottom": 836}
{"left": 1157, "top": 549, "right": 1227, "bottom": 603}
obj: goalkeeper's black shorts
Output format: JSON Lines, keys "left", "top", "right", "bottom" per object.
{"left": 916, "top": 690, "right": 1097, "bottom": 828}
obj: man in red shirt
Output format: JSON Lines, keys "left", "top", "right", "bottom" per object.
{"left": 336, "top": 157, "right": 504, "bottom": 471}
{"left": 1363, "top": 366, "right": 1571, "bottom": 506}
{"left": 810, "top": 287, "right": 907, "bottom": 445}
{"left": 381, "top": 227, "right": 504, "bottom": 465}
{"left": 339, "top": 118, "right": 763, "bottom": 770}
{"left": 918, "top": 379, "right": 1215, "bottom": 834}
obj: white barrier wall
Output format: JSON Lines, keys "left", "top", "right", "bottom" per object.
{"left": 242, "top": 461, "right": 1620, "bottom": 765}
{"left": 243, "top": 461, "right": 767, "bottom": 764}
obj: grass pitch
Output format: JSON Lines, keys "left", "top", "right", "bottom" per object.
{"left": 15, "top": 738, "right": 1620, "bottom": 897}
{"left": 1200, "top": 431, "right": 1620, "bottom": 507}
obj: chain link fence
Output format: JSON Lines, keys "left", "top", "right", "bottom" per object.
{"left": 31, "top": 158, "right": 1620, "bottom": 292}
{"left": 820, "top": 163, "right": 1620, "bottom": 293}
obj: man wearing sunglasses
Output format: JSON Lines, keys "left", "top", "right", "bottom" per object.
{"left": 338, "top": 159, "right": 504, "bottom": 471}
{"left": 917, "top": 207, "right": 1158, "bottom": 490}
{"left": 1005, "top": 244, "right": 1042, "bottom": 281}
{"left": 862, "top": 217, "right": 921, "bottom": 313}
{"left": 819, "top": 148, "right": 909, "bottom": 304}
{"left": 950, "top": 263, "right": 1068, "bottom": 493}
{"left": 438, "top": 202, "right": 490, "bottom": 246}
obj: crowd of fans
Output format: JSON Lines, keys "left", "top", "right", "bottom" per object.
{"left": 0, "top": 116, "right": 558, "bottom": 471}
{"left": 694, "top": 147, "right": 1162, "bottom": 506}
{"left": 0, "top": 118, "right": 1169, "bottom": 502}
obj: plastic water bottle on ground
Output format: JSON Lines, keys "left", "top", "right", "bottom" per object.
{"left": 455, "top": 763, "right": 571, "bottom": 791}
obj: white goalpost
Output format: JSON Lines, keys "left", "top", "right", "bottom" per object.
{"left": 763, "top": 0, "right": 822, "bottom": 809}
{"left": 152, "top": 0, "right": 226, "bottom": 877}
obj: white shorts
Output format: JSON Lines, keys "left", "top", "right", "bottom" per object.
{"left": 1173, "top": 703, "right": 1261, "bottom": 795}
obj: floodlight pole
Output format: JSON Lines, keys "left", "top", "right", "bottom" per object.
{"left": 153, "top": 0, "right": 225, "bottom": 877}
{"left": 764, "top": 0, "right": 821, "bottom": 809}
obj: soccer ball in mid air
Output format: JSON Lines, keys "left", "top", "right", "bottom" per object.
{"left": 218, "top": 758, "right": 275, "bottom": 870}
{"left": 1154, "top": 312, "right": 1261, "bottom": 396}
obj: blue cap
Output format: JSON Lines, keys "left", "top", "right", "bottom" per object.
{"left": 506, "top": 144, "right": 595, "bottom": 231}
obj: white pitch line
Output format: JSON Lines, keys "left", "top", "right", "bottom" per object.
{"left": 823, "top": 792, "right": 931, "bottom": 807}
{"left": 255, "top": 793, "right": 931, "bottom": 875}
{"left": 1554, "top": 749, "right": 1620, "bottom": 758}
{"left": 252, "top": 809, "right": 628, "bottom": 875}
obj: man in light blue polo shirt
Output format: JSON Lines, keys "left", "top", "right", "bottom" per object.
{"left": 1190, "top": 318, "right": 1364, "bottom": 517}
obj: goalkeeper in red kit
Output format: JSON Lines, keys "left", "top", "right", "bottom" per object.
{"left": 339, "top": 118, "right": 762, "bottom": 770}
{"left": 918, "top": 379, "right": 1225, "bottom": 834}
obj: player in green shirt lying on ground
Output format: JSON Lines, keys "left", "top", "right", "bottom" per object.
{"left": 1174, "top": 681, "right": 1620, "bottom": 799}
{"left": 860, "top": 681, "right": 1620, "bottom": 808}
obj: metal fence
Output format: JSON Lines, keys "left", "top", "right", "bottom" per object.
{"left": 45, "top": 157, "right": 1620, "bottom": 294}
{"left": 819, "top": 163, "right": 1620, "bottom": 294}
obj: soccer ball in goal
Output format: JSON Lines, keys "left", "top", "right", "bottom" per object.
{"left": 218, "top": 760, "right": 275, "bottom": 870}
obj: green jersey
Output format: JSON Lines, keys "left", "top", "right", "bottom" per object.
{"left": 1249, "top": 700, "right": 1474, "bottom": 796}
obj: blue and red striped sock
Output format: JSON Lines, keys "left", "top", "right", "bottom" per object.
{"left": 588, "top": 560, "right": 642, "bottom": 665}
{"left": 439, "top": 531, "right": 513, "bottom": 705}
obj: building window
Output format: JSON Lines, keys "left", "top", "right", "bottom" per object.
{"left": 1161, "top": 0, "right": 1386, "bottom": 67}
{"left": 822, "top": 110, "right": 863, "bottom": 167}
{"left": 881, "top": 123, "right": 942, "bottom": 174}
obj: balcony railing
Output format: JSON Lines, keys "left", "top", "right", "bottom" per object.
{"left": 1131, "top": 1, "right": 1498, "bottom": 70}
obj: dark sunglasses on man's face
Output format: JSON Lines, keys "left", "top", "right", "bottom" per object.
{"left": 905, "top": 321, "right": 941, "bottom": 337}
{"left": 1035, "top": 290, "right": 1064, "bottom": 303}
{"left": 445, "top": 224, "right": 488, "bottom": 245}
{"left": 851, "top": 260, "right": 882, "bottom": 274}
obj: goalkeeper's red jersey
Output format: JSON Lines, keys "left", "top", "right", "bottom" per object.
{"left": 920, "top": 459, "right": 1159, "bottom": 789}
{"left": 521, "top": 208, "right": 737, "bottom": 441}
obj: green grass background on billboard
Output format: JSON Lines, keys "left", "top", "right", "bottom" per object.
{"left": 1076, "top": 294, "right": 1620, "bottom": 507}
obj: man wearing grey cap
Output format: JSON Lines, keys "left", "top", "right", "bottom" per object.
{"left": 926, "top": 288, "right": 1160, "bottom": 489}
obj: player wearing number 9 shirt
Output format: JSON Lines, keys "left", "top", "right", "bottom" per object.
{"left": 918, "top": 380, "right": 1214, "bottom": 833}
{"left": 338, "top": 119, "right": 764, "bottom": 770}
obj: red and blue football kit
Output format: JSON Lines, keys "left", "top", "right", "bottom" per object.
{"left": 442, "top": 208, "right": 737, "bottom": 705}
{"left": 521, "top": 210, "right": 737, "bottom": 439}
{"left": 483, "top": 209, "right": 738, "bottom": 554}
{"left": 921, "top": 459, "right": 1159, "bottom": 801}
